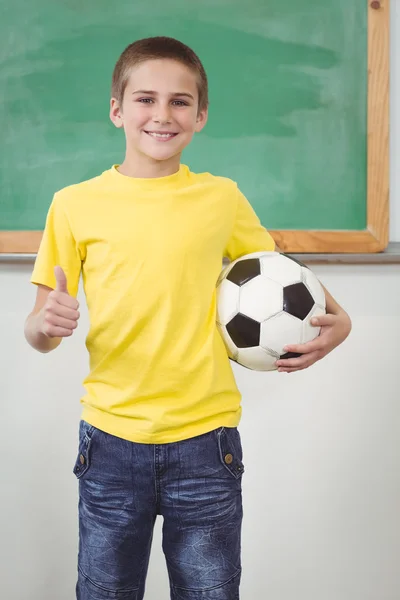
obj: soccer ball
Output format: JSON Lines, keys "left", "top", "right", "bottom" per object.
{"left": 216, "top": 251, "right": 326, "bottom": 371}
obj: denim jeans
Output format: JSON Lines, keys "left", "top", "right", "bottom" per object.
{"left": 73, "top": 420, "right": 244, "bottom": 599}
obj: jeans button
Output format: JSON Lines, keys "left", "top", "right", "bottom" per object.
{"left": 224, "top": 453, "right": 233, "bottom": 465}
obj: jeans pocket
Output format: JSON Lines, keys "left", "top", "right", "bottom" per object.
{"left": 217, "top": 427, "right": 245, "bottom": 479}
{"left": 73, "top": 420, "right": 96, "bottom": 479}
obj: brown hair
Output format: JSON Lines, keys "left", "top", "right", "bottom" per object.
{"left": 111, "top": 36, "right": 209, "bottom": 113}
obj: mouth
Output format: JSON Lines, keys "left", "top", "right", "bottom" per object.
{"left": 144, "top": 131, "right": 178, "bottom": 141}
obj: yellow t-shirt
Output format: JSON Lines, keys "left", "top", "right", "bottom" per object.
{"left": 31, "top": 164, "right": 275, "bottom": 443}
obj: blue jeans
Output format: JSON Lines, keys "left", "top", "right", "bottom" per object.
{"left": 73, "top": 420, "right": 244, "bottom": 599}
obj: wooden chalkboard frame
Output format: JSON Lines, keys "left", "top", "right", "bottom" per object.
{"left": 274, "top": 0, "right": 390, "bottom": 253}
{"left": 0, "top": 0, "right": 390, "bottom": 254}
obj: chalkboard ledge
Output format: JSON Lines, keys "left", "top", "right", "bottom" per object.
{"left": 289, "top": 242, "right": 400, "bottom": 264}
{"left": 1, "top": 242, "right": 400, "bottom": 264}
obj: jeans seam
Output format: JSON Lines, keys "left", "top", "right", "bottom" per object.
{"left": 78, "top": 565, "right": 140, "bottom": 594}
{"left": 85, "top": 424, "right": 96, "bottom": 440}
{"left": 153, "top": 445, "right": 161, "bottom": 513}
{"left": 170, "top": 567, "right": 241, "bottom": 593}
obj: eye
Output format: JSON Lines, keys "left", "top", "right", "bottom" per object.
{"left": 172, "top": 100, "right": 188, "bottom": 106}
{"left": 138, "top": 98, "right": 153, "bottom": 103}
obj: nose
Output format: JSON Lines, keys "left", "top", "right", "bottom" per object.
{"left": 152, "top": 103, "right": 172, "bottom": 125}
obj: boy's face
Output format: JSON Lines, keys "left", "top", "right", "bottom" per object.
{"left": 110, "top": 59, "right": 208, "bottom": 168}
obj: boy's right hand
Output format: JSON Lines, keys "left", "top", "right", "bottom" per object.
{"left": 39, "top": 266, "right": 80, "bottom": 338}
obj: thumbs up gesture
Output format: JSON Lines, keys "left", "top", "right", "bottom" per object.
{"left": 39, "top": 266, "right": 80, "bottom": 338}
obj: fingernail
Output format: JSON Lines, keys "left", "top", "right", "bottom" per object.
{"left": 311, "top": 318, "right": 318, "bottom": 325}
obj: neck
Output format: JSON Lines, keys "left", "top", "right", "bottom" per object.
{"left": 118, "top": 151, "right": 182, "bottom": 179}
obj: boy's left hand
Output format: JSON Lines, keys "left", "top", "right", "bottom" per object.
{"left": 275, "top": 311, "right": 352, "bottom": 373}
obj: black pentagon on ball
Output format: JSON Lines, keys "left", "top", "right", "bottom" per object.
{"left": 283, "top": 282, "right": 315, "bottom": 320}
{"left": 226, "top": 313, "right": 260, "bottom": 348}
{"left": 226, "top": 258, "right": 261, "bottom": 286}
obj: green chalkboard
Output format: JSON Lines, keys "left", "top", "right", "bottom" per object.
{"left": 0, "top": 0, "right": 388, "bottom": 253}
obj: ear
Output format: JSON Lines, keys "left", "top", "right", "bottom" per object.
{"left": 110, "top": 98, "right": 124, "bottom": 129}
{"left": 195, "top": 107, "right": 208, "bottom": 133}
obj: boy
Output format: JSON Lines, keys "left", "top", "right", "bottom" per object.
{"left": 24, "top": 37, "right": 351, "bottom": 599}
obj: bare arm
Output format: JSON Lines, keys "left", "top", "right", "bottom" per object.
{"left": 24, "top": 286, "right": 62, "bottom": 353}
{"left": 321, "top": 283, "right": 350, "bottom": 321}
{"left": 273, "top": 248, "right": 351, "bottom": 372}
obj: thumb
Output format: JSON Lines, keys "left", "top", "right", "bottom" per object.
{"left": 54, "top": 266, "right": 69, "bottom": 294}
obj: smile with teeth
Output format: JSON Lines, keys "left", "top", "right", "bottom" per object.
{"left": 145, "top": 131, "right": 178, "bottom": 140}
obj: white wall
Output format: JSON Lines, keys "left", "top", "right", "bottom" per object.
{"left": 1, "top": 7, "right": 400, "bottom": 600}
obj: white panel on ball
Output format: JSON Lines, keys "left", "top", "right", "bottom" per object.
{"left": 302, "top": 267, "right": 326, "bottom": 308}
{"left": 260, "top": 252, "right": 303, "bottom": 286}
{"left": 302, "top": 305, "right": 326, "bottom": 344}
{"left": 260, "top": 311, "right": 303, "bottom": 355}
{"left": 239, "top": 277, "right": 283, "bottom": 323}
{"left": 216, "top": 279, "right": 240, "bottom": 326}
{"left": 237, "top": 345, "right": 278, "bottom": 371}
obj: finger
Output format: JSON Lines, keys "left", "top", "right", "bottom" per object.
{"left": 282, "top": 337, "right": 323, "bottom": 355}
{"left": 43, "top": 324, "right": 74, "bottom": 338}
{"left": 276, "top": 351, "right": 320, "bottom": 369}
{"left": 45, "top": 314, "right": 78, "bottom": 330}
{"left": 54, "top": 266, "right": 69, "bottom": 294}
{"left": 50, "top": 289, "right": 79, "bottom": 310}
{"left": 278, "top": 365, "right": 308, "bottom": 373}
{"left": 310, "top": 313, "right": 336, "bottom": 327}
{"left": 49, "top": 298, "right": 80, "bottom": 320}
{"left": 278, "top": 356, "right": 319, "bottom": 372}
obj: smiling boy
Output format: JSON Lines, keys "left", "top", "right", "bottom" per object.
{"left": 25, "top": 37, "right": 351, "bottom": 599}
{"left": 111, "top": 55, "right": 207, "bottom": 178}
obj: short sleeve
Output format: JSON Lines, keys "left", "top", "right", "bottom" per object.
{"left": 224, "top": 187, "right": 275, "bottom": 261}
{"left": 30, "top": 194, "right": 82, "bottom": 297}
